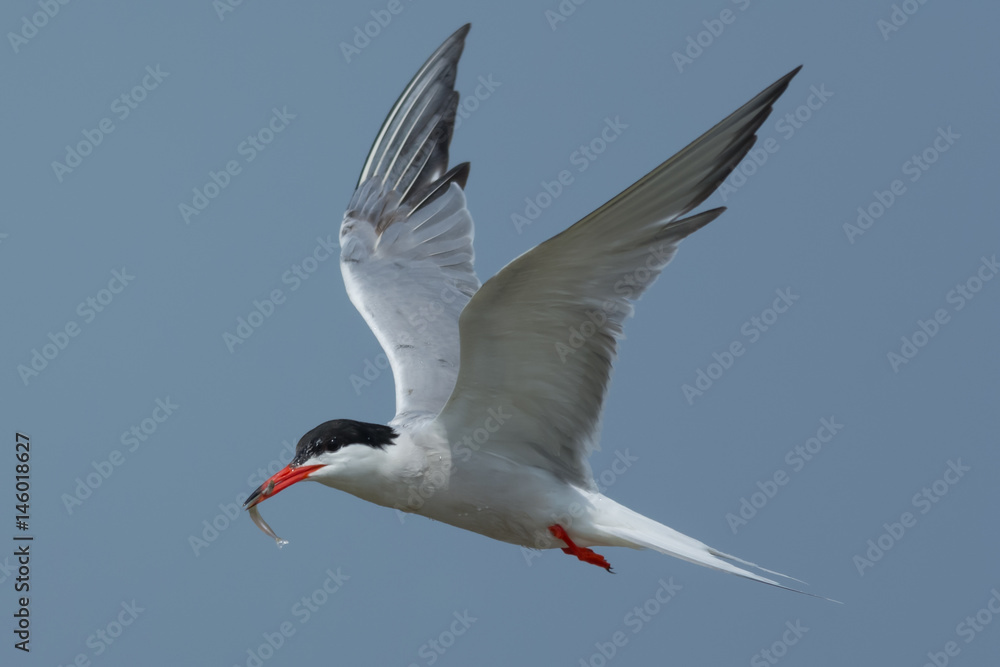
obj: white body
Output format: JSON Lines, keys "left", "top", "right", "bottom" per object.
{"left": 314, "top": 422, "right": 606, "bottom": 550}
{"left": 255, "top": 25, "right": 829, "bottom": 598}
{"left": 308, "top": 419, "right": 797, "bottom": 588}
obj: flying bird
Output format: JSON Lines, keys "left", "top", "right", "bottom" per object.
{"left": 244, "top": 24, "right": 818, "bottom": 595}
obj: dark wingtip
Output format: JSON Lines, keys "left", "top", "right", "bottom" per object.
{"left": 761, "top": 65, "right": 803, "bottom": 103}
{"left": 356, "top": 23, "right": 472, "bottom": 189}
{"left": 405, "top": 162, "right": 472, "bottom": 214}
{"left": 440, "top": 24, "right": 471, "bottom": 53}
{"left": 439, "top": 24, "right": 471, "bottom": 56}
{"left": 766, "top": 65, "right": 803, "bottom": 101}
{"left": 450, "top": 162, "right": 471, "bottom": 190}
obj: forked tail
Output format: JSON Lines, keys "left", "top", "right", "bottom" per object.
{"left": 597, "top": 502, "right": 840, "bottom": 602}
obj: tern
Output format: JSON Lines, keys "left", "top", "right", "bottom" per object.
{"left": 244, "top": 24, "right": 817, "bottom": 595}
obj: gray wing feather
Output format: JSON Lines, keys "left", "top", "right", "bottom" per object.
{"left": 357, "top": 24, "right": 469, "bottom": 210}
{"left": 436, "top": 67, "right": 802, "bottom": 488}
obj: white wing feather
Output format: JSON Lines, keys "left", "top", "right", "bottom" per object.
{"left": 341, "top": 183, "right": 478, "bottom": 422}
{"left": 339, "top": 25, "right": 479, "bottom": 424}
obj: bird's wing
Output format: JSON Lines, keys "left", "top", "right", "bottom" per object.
{"left": 340, "top": 25, "right": 480, "bottom": 424}
{"left": 435, "top": 67, "right": 801, "bottom": 488}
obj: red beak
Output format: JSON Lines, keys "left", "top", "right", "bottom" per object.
{"left": 243, "top": 464, "right": 324, "bottom": 509}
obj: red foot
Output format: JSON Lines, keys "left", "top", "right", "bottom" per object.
{"left": 549, "top": 524, "right": 613, "bottom": 573}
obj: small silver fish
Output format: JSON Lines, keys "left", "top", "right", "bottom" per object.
{"left": 248, "top": 504, "right": 289, "bottom": 549}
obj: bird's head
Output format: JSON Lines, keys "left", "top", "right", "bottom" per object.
{"left": 243, "top": 419, "right": 398, "bottom": 509}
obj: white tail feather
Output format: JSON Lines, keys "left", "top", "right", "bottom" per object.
{"left": 593, "top": 502, "right": 840, "bottom": 602}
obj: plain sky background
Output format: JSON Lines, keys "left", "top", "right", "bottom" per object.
{"left": 3, "top": 1, "right": 998, "bottom": 665}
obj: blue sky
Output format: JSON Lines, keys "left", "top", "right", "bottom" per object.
{"left": 2, "top": 1, "right": 998, "bottom": 665}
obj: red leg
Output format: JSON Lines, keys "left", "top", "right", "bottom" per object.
{"left": 549, "top": 524, "right": 613, "bottom": 573}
